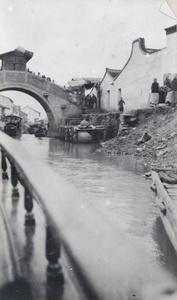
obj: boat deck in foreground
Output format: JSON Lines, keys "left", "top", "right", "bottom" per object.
{"left": 151, "top": 170, "right": 177, "bottom": 253}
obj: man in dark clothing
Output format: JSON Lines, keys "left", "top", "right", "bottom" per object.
{"left": 150, "top": 78, "right": 160, "bottom": 107}
{"left": 164, "top": 76, "right": 171, "bottom": 89}
{"left": 151, "top": 78, "right": 160, "bottom": 93}
{"left": 171, "top": 76, "right": 177, "bottom": 91}
{"left": 118, "top": 98, "right": 125, "bottom": 113}
{"left": 170, "top": 75, "right": 177, "bottom": 106}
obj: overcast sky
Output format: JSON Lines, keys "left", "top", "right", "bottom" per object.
{"left": 0, "top": 0, "right": 176, "bottom": 116}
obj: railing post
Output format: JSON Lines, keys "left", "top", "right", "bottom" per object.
{"left": 46, "top": 225, "right": 64, "bottom": 288}
{"left": 1, "top": 149, "right": 9, "bottom": 179}
{"left": 11, "top": 163, "right": 20, "bottom": 199}
{"left": 24, "top": 187, "right": 35, "bottom": 226}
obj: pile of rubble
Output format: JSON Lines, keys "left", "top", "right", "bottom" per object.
{"left": 98, "top": 106, "right": 177, "bottom": 168}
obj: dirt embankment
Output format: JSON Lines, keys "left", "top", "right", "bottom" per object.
{"left": 99, "top": 106, "right": 177, "bottom": 169}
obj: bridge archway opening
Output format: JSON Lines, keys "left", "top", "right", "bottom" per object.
{"left": 0, "top": 87, "right": 56, "bottom": 132}
{"left": 1, "top": 90, "right": 47, "bottom": 118}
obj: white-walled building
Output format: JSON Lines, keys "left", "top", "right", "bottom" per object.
{"left": 100, "top": 25, "right": 177, "bottom": 112}
{"left": 0, "top": 94, "right": 13, "bottom": 129}
{"left": 0, "top": 94, "right": 13, "bottom": 114}
{"left": 21, "top": 106, "right": 41, "bottom": 123}
{"left": 99, "top": 68, "right": 121, "bottom": 110}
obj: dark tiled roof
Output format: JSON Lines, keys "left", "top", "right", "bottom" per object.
{"left": 0, "top": 46, "right": 33, "bottom": 62}
{"left": 106, "top": 68, "right": 121, "bottom": 78}
{"left": 165, "top": 25, "right": 177, "bottom": 35}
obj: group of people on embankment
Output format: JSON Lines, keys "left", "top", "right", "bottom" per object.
{"left": 117, "top": 74, "right": 177, "bottom": 114}
{"left": 150, "top": 74, "right": 177, "bottom": 107}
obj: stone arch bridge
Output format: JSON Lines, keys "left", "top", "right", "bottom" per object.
{"left": 0, "top": 69, "right": 81, "bottom": 135}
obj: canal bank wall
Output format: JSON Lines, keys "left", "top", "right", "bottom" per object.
{"left": 59, "top": 112, "right": 120, "bottom": 141}
{"left": 99, "top": 106, "right": 177, "bottom": 169}
{"left": 83, "top": 112, "right": 120, "bottom": 139}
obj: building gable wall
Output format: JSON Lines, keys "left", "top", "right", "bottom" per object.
{"left": 101, "top": 28, "right": 177, "bottom": 112}
{"left": 100, "top": 72, "right": 116, "bottom": 110}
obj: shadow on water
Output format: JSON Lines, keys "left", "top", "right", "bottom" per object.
{"left": 11, "top": 198, "right": 19, "bottom": 216}
{"left": 152, "top": 216, "right": 177, "bottom": 279}
{"left": 21, "top": 226, "right": 35, "bottom": 278}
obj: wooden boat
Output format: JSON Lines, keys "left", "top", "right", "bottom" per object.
{"left": 35, "top": 125, "right": 48, "bottom": 137}
{"left": 72, "top": 125, "right": 94, "bottom": 143}
{"left": 28, "top": 124, "right": 39, "bottom": 134}
{"left": 73, "top": 131, "right": 93, "bottom": 143}
{"left": 151, "top": 168, "right": 177, "bottom": 253}
{"left": 3, "top": 115, "right": 22, "bottom": 137}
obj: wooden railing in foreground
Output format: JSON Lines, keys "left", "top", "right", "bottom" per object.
{"left": 1, "top": 131, "right": 177, "bottom": 300}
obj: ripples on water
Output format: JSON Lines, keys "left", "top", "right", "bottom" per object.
{"left": 20, "top": 135, "right": 177, "bottom": 278}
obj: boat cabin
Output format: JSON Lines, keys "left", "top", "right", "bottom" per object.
{"left": 4, "top": 115, "right": 22, "bottom": 137}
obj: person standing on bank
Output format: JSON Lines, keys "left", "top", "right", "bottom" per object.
{"left": 150, "top": 78, "right": 160, "bottom": 107}
{"left": 118, "top": 97, "right": 125, "bottom": 113}
{"left": 170, "top": 74, "right": 177, "bottom": 106}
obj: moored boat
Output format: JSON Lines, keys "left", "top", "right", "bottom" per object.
{"left": 73, "top": 130, "right": 93, "bottom": 143}
{"left": 3, "top": 115, "right": 22, "bottom": 137}
{"left": 151, "top": 168, "right": 177, "bottom": 253}
{"left": 72, "top": 125, "right": 94, "bottom": 143}
{"left": 28, "top": 124, "right": 39, "bottom": 134}
{"left": 34, "top": 125, "right": 48, "bottom": 137}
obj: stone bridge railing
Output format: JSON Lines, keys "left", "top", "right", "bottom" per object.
{"left": 0, "top": 69, "right": 80, "bottom": 106}
{"left": 0, "top": 70, "right": 81, "bottom": 135}
{"left": 0, "top": 131, "right": 177, "bottom": 300}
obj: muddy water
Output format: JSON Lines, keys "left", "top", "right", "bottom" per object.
{"left": 20, "top": 135, "right": 177, "bottom": 281}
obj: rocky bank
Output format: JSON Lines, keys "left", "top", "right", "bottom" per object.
{"left": 99, "top": 106, "right": 177, "bottom": 170}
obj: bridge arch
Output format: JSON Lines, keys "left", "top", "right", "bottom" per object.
{"left": 0, "top": 82, "right": 57, "bottom": 132}
{"left": 0, "top": 70, "right": 81, "bottom": 136}
{"left": 0, "top": 48, "right": 81, "bottom": 135}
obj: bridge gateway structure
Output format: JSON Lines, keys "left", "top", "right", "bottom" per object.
{"left": 0, "top": 47, "right": 81, "bottom": 136}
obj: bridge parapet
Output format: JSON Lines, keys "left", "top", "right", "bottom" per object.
{"left": 0, "top": 69, "right": 81, "bottom": 107}
{"left": 0, "top": 131, "right": 177, "bottom": 300}
{"left": 0, "top": 70, "right": 81, "bottom": 133}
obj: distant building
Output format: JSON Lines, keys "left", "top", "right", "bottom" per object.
{"left": 21, "top": 106, "right": 41, "bottom": 123}
{"left": 9, "top": 104, "right": 28, "bottom": 129}
{"left": 0, "top": 94, "right": 13, "bottom": 129}
{"left": 19, "top": 110, "right": 28, "bottom": 123}
{"left": 0, "top": 94, "right": 13, "bottom": 113}
{"left": 13, "top": 105, "right": 21, "bottom": 116}
{"left": 98, "top": 68, "right": 121, "bottom": 110}
{"left": 100, "top": 25, "right": 177, "bottom": 112}
{"left": 19, "top": 110, "right": 28, "bottom": 132}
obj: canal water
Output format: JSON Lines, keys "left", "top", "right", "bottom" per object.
{"left": 20, "top": 134, "right": 177, "bottom": 282}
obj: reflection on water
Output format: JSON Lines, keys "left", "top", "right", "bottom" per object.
{"left": 153, "top": 217, "right": 177, "bottom": 279}
{"left": 21, "top": 226, "right": 35, "bottom": 278}
{"left": 20, "top": 135, "right": 177, "bottom": 280}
